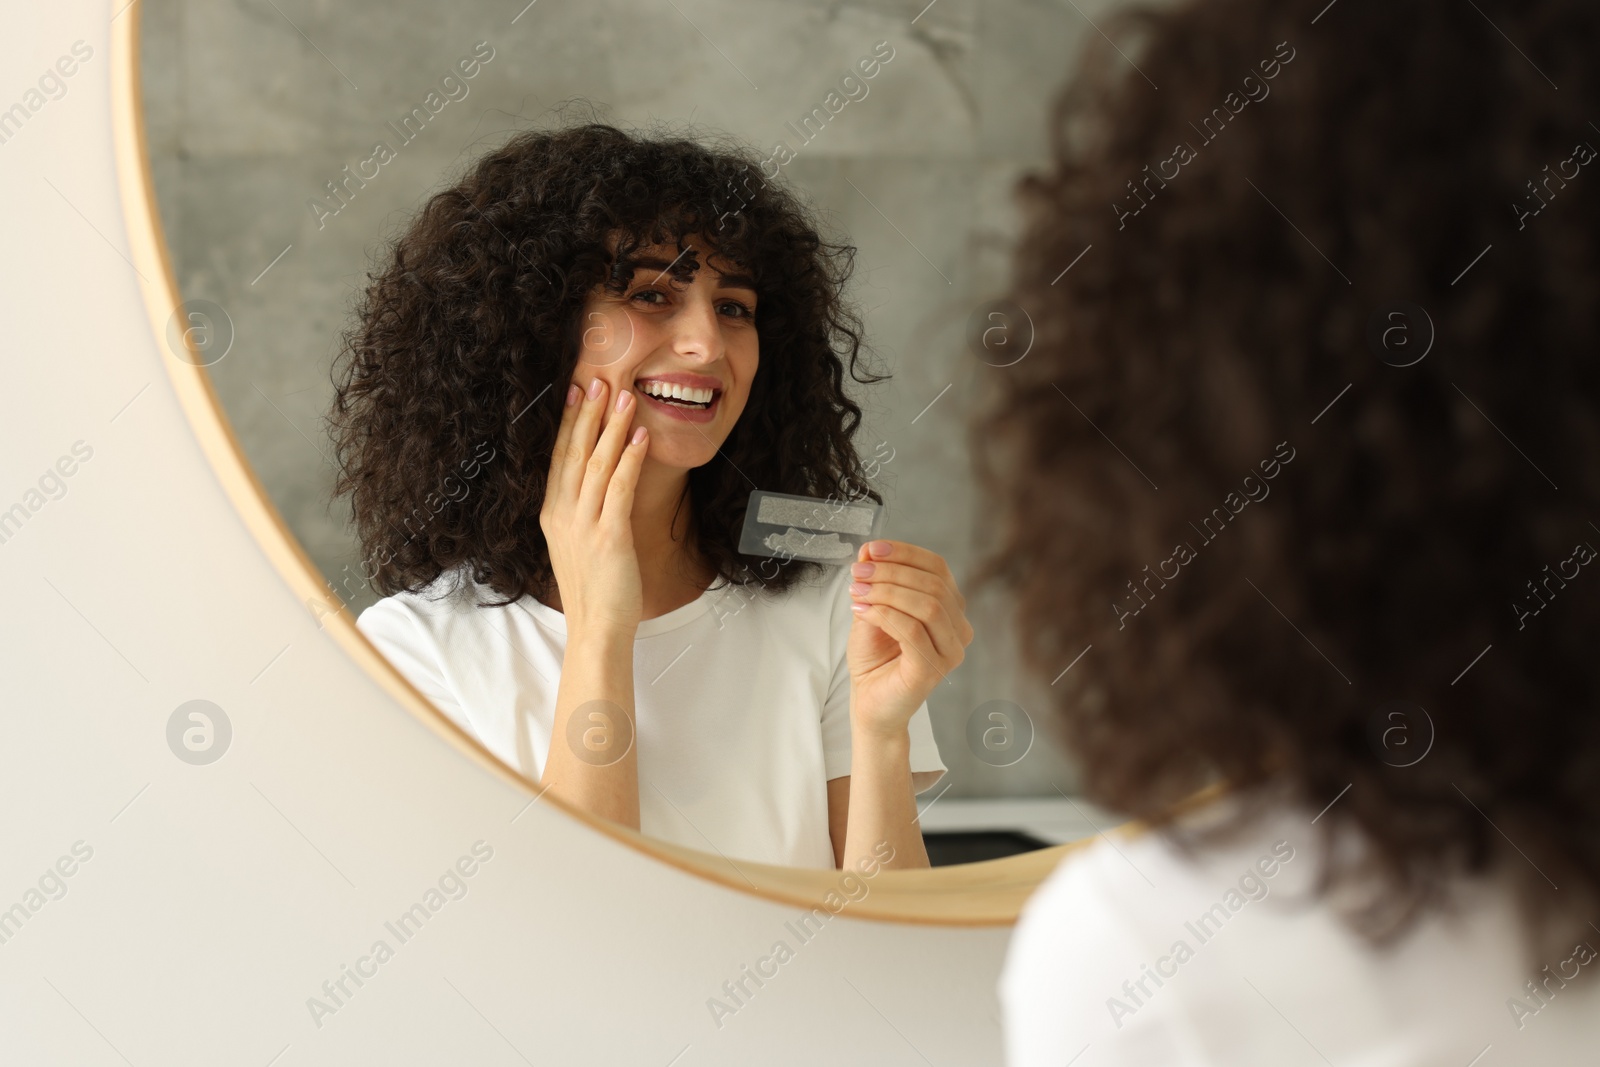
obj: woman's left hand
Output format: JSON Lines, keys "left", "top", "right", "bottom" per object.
{"left": 846, "top": 539, "right": 973, "bottom": 737}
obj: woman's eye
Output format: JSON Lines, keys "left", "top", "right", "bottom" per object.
{"left": 719, "top": 300, "right": 755, "bottom": 319}
{"left": 629, "top": 288, "right": 667, "bottom": 305}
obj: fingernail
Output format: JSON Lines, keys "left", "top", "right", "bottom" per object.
{"left": 615, "top": 389, "right": 631, "bottom": 412}
{"left": 565, "top": 383, "right": 580, "bottom": 407}
{"left": 849, "top": 581, "right": 870, "bottom": 597}
{"left": 850, "top": 602, "right": 868, "bottom": 614}
{"left": 870, "top": 540, "right": 891, "bottom": 557}
{"left": 631, "top": 426, "right": 647, "bottom": 445}
{"left": 587, "top": 377, "right": 604, "bottom": 400}
{"left": 851, "top": 562, "right": 875, "bottom": 578}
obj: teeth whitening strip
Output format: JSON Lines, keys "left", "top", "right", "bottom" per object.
{"left": 739, "top": 489, "right": 885, "bottom": 565}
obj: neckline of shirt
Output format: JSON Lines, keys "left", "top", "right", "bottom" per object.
{"left": 514, "top": 578, "right": 734, "bottom": 638}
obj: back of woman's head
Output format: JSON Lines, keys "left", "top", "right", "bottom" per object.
{"left": 329, "top": 120, "right": 881, "bottom": 606}
{"left": 973, "top": 0, "right": 1600, "bottom": 941}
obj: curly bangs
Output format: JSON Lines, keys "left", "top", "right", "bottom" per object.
{"left": 328, "top": 121, "right": 886, "bottom": 607}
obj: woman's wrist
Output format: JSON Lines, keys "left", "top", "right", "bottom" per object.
{"left": 559, "top": 625, "right": 637, "bottom": 714}
{"left": 566, "top": 619, "right": 638, "bottom": 655}
{"left": 850, "top": 685, "right": 919, "bottom": 742}
{"left": 851, "top": 719, "right": 913, "bottom": 759}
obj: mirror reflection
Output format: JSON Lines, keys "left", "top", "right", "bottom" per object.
{"left": 140, "top": 0, "right": 1107, "bottom": 870}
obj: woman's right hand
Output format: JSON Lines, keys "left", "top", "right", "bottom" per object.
{"left": 539, "top": 376, "right": 650, "bottom": 636}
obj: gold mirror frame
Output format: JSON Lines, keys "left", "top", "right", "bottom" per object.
{"left": 110, "top": 0, "right": 1112, "bottom": 925}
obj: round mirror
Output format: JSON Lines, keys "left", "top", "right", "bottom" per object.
{"left": 124, "top": 0, "right": 1145, "bottom": 917}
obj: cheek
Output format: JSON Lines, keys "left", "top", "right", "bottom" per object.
{"left": 730, "top": 336, "right": 759, "bottom": 400}
{"left": 579, "top": 306, "right": 644, "bottom": 369}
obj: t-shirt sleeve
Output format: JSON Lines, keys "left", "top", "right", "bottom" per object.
{"left": 355, "top": 597, "right": 479, "bottom": 743}
{"left": 820, "top": 567, "right": 949, "bottom": 794}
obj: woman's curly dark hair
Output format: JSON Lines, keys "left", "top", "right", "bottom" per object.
{"left": 972, "top": 0, "right": 1600, "bottom": 945}
{"left": 328, "top": 120, "right": 885, "bottom": 607}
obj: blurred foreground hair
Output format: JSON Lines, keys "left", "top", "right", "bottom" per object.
{"left": 973, "top": 0, "right": 1600, "bottom": 946}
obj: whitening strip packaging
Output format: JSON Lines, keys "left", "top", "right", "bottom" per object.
{"left": 738, "top": 489, "right": 885, "bottom": 565}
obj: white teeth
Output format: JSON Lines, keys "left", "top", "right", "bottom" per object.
{"left": 638, "top": 380, "right": 714, "bottom": 405}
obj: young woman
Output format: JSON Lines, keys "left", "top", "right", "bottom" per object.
{"left": 976, "top": 0, "right": 1600, "bottom": 1062}
{"left": 329, "top": 123, "right": 969, "bottom": 872}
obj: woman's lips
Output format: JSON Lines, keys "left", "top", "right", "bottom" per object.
{"left": 637, "top": 389, "right": 721, "bottom": 424}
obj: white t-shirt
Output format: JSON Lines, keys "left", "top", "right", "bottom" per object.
{"left": 999, "top": 795, "right": 1600, "bottom": 1065}
{"left": 355, "top": 561, "right": 946, "bottom": 869}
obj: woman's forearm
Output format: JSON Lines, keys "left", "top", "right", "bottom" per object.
{"left": 841, "top": 721, "right": 931, "bottom": 870}
{"left": 540, "top": 626, "right": 641, "bottom": 830}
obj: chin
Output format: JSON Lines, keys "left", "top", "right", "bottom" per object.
{"left": 646, "top": 441, "right": 721, "bottom": 471}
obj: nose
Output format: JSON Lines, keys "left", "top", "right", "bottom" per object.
{"left": 667, "top": 294, "right": 723, "bottom": 364}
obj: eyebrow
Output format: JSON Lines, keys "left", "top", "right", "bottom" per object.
{"left": 628, "top": 255, "right": 757, "bottom": 294}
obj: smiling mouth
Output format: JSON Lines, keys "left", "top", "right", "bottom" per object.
{"left": 634, "top": 379, "right": 722, "bottom": 410}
